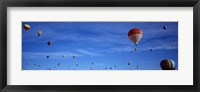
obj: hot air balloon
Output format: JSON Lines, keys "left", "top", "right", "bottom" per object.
{"left": 47, "top": 56, "right": 49, "bottom": 59}
{"left": 128, "top": 61, "right": 131, "bottom": 65}
{"left": 73, "top": 55, "right": 76, "bottom": 59}
{"left": 150, "top": 49, "right": 153, "bottom": 51}
{"left": 58, "top": 62, "right": 60, "bottom": 66}
{"left": 37, "top": 31, "right": 42, "bottom": 37}
{"left": 134, "top": 48, "right": 137, "bottom": 51}
{"left": 163, "top": 26, "right": 167, "bottom": 30}
{"left": 24, "top": 24, "right": 30, "bottom": 30}
{"left": 160, "top": 59, "right": 176, "bottom": 70}
{"left": 72, "top": 55, "right": 78, "bottom": 64}
{"left": 47, "top": 41, "right": 52, "bottom": 46}
{"left": 128, "top": 28, "right": 143, "bottom": 46}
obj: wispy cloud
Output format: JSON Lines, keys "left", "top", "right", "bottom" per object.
{"left": 23, "top": 48, "right": 103, "bottom": 60}
{"left": 22, "top": 51, "right": 82, "bottom": 59}
{"left": 22, "top": 22, "right": 178, "bottom": 54}
{"left": 110, "top": 40, "right": 177, "bottom": 53}
{"left": 76, "top": 49, "right": 102, "bottom": 56}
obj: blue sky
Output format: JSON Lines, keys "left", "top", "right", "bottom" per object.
{"left": 22, "top": 22, "right": 178, "bottom": 70}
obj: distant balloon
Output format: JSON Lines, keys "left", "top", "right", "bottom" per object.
{"left": 62, "top": 55, "right": 65, "bottom": 58}
{"left": 73, "top": 55, "right": 76, "bottom": 59}
{"left": 47, "top": 56, "right": 49, "bottom": 58}
{"left": 37, "top": 31, "right": 42, "bottom": 37}
{"left": 128, "top": 61, "right": 131, "bottom": 65}
{"left": 58, "top": 62, "right": 60, "bottom": 66}
{"left": 134, "top": 48, "right": 137, "bottom": 51}
{"left": 47, "top": 41, "right": 52, "bottom": 46}
{"left": 114, "top": 65, "right": 117, "bottom": 67}
{"left": 163, "top": 26, "right": 167, "bottom": 30}
{"left": 76, "top": 64, "right": 78, "bottom": 67}
{"left": 150, "top": 49, "right": 153, "bottom": 51}
{"left": 72, "top": 55, "right": 77, "bottom": 64}
{"left": 160, "top": 59, "right": 176, "bottom": 70}
{"left": 128, "top": 28, "right": 143, "bottom": 46}
{"left": 24, "top": 24, "right": 30, "bottom": 30}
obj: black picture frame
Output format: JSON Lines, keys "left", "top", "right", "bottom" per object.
{"left": 0, "top": 0, "right": 200, "bottom": 92}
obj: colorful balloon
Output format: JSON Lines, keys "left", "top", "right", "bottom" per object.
{"left": 37, "top": 31, "right": 42, "bottom": 37}
{"left": 160, "top": 59, "right": 176, "bottom": 70}
{"left": 24, "top": 24, "right": 30, "bottom": 30}
{"left": 128, "top": 28, "right": 143, "bottom": 46}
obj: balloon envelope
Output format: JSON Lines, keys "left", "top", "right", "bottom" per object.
{"left": 37, "top": 31, "right": 42, "bottom": 36}
{"left": 160, "top": 59, "right": 176, "bottom": 70}
{"left": 24, "top": 24, "right": 30, "bottom": 30}
{"left": 73, "top": 56, "right": 76, "bottom": 59}
{"left": 128, "top": 28, "right": 143, "bottom": 46}
{"left": 47, "top": 41, "right": 52, "bottom": 46}
{"left": 163, "top": 26, "right": 167, "bottom": 30}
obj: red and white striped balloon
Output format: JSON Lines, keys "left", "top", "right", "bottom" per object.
{"left": 128, "top": 28, "right": 143, "bottom": 46}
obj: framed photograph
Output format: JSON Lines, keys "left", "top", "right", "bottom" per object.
{"left": 0, "top": 0, "right": 200, "bottom": 92}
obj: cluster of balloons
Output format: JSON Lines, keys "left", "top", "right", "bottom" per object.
{"left": 127, "top": 26, "right": 175, "bottom": 70}
{"left": 23, "top": 24, "right": 71, "bottom": 69}
{"left": 24, "top": 24, "right": 43, "bottom": 37}
{"left": 24, "top": 23, "right": 174, "bottom": 70}
{"left": 24, "top": 24, "right": 54, "bottom": 59}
